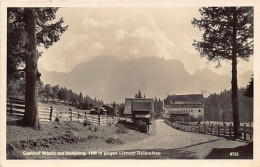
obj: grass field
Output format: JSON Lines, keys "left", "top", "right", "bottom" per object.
{"left": 38, "top": 102, "right": 88, "bottom": 114}
{"left": 6, "top": 114, "right": 150, "bottom": 159}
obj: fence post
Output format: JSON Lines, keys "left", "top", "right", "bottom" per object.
{"left": 69, "top": 108, "right": 72, "bottom": 121}
{"left": 98, "top": 115, "right": 101, "bottom": 125}
{"left": 215, "top": 124, "right": 217, "bottom": 136}
{"left": 250, "top": 127, "right": 252, "bottom": 141}
{"left": 10, "top": 97, "right": 13, "bottom": 115}
{"left": 210, "top": 124, "right": 213, "bottom": 134}
{"left": 229, "top": 124, "right": 232, "bottom": 139}
{"left": 204, "top": 125, "right": 207, "bottom": 134}
{"left": 244, "top": 124, "right": 246, "bottom": 140}
{"left": 198, "top": 125, "right": 200, "bottom": 133}
{"left": 223, "top": 124, "right": 226, "bottom": 137}
{"left": 50, "top": 106, "right": 53, "bottom": 121}
{"left": 77, "top": 111, "right": 80, "bottom": 119}
{"left": 217, "top": 125, "right": 220, "bottom": 137}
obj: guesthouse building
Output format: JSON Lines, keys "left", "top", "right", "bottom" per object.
{"left": 163, "top": 94, "right": 204, "bottom": 122}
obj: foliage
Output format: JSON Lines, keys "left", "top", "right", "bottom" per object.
{"left": 204, "top": 88, "right": 253, "bottom": 122}
{"left": 83, "top": 119, "right": 91, "bottom": 126}
{"left": 116, "top": 123, "right": 128, "bottom": 133}
{"left": 8, "top": 8, "right": 68, "bottom": 129}
{"left": 192, "top": 7, "right": 253, "bottom": 138}
{"left": 135, "top": 90, "right": 143, "bottom": 98}
{"left": 7, "top": 8, "right": 68, "bottom": 80}
{"left": 105, "top": 137, "right": 124, "bottom": 144}
{"left": 7, "top": 79, "right": 25, "bottom": 98}
{"left": 192, "top": 7, "right": 253, "bottom": 67}
{"left": 154, "top": 97, "right": 163, "bottom": 119}
{"left": 55, "top": 115, "right": 60, "bottom": 122}
{"left": 10, "top": 78, "right": 104, "bottom": 107}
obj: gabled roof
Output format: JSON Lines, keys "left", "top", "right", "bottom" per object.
{"left": 103, "top": 104, "right": 113, "bottom": 109}
{"left": 132, "top": 101, "right": 152, "bottom": 111}
{"left": 124, "top": 98, "right": 154, "bottom": 115}
{"left": 164, "top": 94, "right": 204, "bottom": 105}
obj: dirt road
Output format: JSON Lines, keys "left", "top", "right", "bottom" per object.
{"left": 100, "top": 119, "right": 248, "bottom": 159}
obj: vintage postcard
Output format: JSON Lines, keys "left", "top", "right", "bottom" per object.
{"left": 0, "top": 0, "right": 259, "bottom": 167}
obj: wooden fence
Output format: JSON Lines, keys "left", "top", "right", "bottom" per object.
{"left": 7, "top": 98, "right": 55, "bottom": 122}
{"left": 165, "top": 119, "right": 253, "bottom": 141}
{"left": 6, "top": 98, "right": 120, "bottom": 125}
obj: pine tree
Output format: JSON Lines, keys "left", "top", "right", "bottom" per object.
{"left": 137, "top": 90, "right": 142, "bottom": 98}
{"left": 8, "top": 8, "right": 68, "bottom": 129}
{"left": 192, "top": 7, "right": 253, "bottom": 138}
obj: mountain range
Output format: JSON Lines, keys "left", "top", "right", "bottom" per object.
{"left": 39, "top": 56, "right": 253, "bottom": 103}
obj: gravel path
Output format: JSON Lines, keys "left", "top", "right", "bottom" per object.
{"left": 101, "top": 119, "right": 247, "bottom": 159}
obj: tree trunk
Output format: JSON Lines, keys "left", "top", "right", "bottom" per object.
{"left": 21, "top": 8, "right": 41, "bottom": 130}
{"left": 231, "top": 7, "right": 240, "bottom": 138}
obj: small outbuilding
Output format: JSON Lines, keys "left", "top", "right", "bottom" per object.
{"left": 123, "top": 98, "right": 154, "bottom": 124}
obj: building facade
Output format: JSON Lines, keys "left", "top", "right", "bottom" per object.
{"left": 123, "top": 98, "right": 154, "bottom": 124}
{"left": 163, "top": 94, "right": 204, "bottom": 122}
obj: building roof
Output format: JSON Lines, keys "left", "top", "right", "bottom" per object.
{"left": 164, "top": 94, "right": 204, "bottom": 105}
{"left": 132, "top": 101, "right": 152, "bottom": 111}
{"left": 164, "top": 104, "right": 203, "bottom": 108}
{"left": 103, "top": 104, "right": 113, "bottom": 109}
{"left": 124, "top": 98, "right": 154, "bottom": 115}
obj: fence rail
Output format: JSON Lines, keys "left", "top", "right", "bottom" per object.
{"left": 6, "top": 98, "right": 120, "bottom": 125}
{"left": 165, "top": 119, "right": 253, "bottom": 141}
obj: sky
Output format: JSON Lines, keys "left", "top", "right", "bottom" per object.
{"left": 38, "top": 7, "right": 253, "bottom": 75}
{"left": 37, "top": 7, "right": 254, "bottom": 103}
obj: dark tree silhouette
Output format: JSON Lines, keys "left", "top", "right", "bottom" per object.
{"left": 192, "top": 7, "right": 253, "bottom": 138}
{"left": 8, "top": 8, "right": 68, "bottom": 129}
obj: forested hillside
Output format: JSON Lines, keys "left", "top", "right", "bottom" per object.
{"left": 205, "top": 88, "right": 253, "bottom": 123}
{"left": 7, "top": 79, "right": 104, "bottom": 108}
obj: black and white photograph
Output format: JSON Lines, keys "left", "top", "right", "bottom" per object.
{"left": 1, "top": 0, "right": 259, "bottom": 165}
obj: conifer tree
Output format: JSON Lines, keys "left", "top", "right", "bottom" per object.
{"left": 192, "top": 7, "right": 253, "bottom": 138}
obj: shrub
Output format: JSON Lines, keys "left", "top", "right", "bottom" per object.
{"left": 83, "top": 119, "right": 91, "bottom": 126}
{"left": 105, "top": 137, "right": 123, "bottom": 144}
{"left": 116, "top": 124, "right": 128, "bottom": 133}
{"left": 93, "top": 126, "right": 98, "bottom": 131}
{"left": 55, "top": 116, "right": 60, "bottom": 122}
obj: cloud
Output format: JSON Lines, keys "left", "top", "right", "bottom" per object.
{"left": 68, "top": 35, "right": 89, "bottom": 48}
{"left": 83, "top": 18, "right": 115, "bottom": 28}
{"left": 182, "top": 33, "right": 198, "bottom": 54}
{"left": 129, "top": 48, "right": 139, "bottom": 55}
{"left": 39, "top": 8, "right": 252, "bottom": 76}
{"left": 40, "top": 9, "right": 176, "bottom": 73}
{"left": 114, "top": 29, "right": 125, "bottom": 41}
{"left": 93, "top": 42, "right": 105, "bottom": 49}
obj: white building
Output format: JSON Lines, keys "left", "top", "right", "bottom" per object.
{"left": 163, "top": 94, "right": 204, "bottom": 122}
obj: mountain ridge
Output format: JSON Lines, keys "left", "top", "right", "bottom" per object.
{"left": 39, "top": 56, "right": 253, "bottom": 103}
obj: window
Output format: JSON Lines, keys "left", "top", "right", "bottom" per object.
{"left": 198, "top": 110, "right": 201, "bottom": 113}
